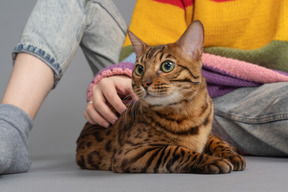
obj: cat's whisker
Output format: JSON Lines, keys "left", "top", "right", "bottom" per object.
{"left": 123, "top": 98, "right": 136, "bottom": 125}
{"left": 122, "top": 93, "right": 137, "bottom": 104}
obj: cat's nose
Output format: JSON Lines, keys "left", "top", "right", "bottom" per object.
{"left": 142, "top": 80, "right": 152, "bottom": 90}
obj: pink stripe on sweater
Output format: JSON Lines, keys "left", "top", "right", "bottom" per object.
{"left": 202, "top": 53, "right": 288, "bottom": 83}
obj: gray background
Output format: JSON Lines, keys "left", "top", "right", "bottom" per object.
{"left": 0, "top": 0, "right": 136, "bottom": 158}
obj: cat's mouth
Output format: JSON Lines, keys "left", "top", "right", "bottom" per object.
{"left": 142, "top": 90, "right": 179, "bottom": 106}
{"left": 144, "top": 91, "right": 163, "bottom": 98}
{"left": 143, "top": 95, "right": 166, "bottom": 106}
{"left": 143, "top": 93, "right": 158, "bottom": 100}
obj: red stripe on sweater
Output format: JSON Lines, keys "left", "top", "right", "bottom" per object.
{"left": 153, "top": 0, "right": 193, "bottom": 9}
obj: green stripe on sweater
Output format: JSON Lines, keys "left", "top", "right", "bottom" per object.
{"left": 204, "top": 40, "right": 288, "bottom": 72}
{"left": 121, "top": 41, "right": 288, "bottom": 72}
{"left": 120, "top": 45, "right": 134, "bottom": 62}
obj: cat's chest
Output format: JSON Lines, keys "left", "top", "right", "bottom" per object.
{"left": 177, "top": 134, "right": 210, "bottom": 153}
{"left": 125, "top": 119, "right": 211, "bottom": 153}
{"left": 173, "top": 122, "right": 212, "bottom": 153}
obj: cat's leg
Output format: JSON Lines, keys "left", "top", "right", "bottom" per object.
{"left": 112, "top": 145, "right": 233, "bottom": 174}
{"left": 76, "top": 122, "right": 114, "bottom": 171}
{"left": 205, "top": 134, "right": 246, "bottom": 171}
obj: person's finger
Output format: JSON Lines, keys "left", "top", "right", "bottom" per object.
{"left": 84, "top": 109, "right": 96, "bottom": 125}
{"left": 84, "top": 103, "right": 110, "bottom": 128}
{"left": 102, "top": 85, "right": 127, "bottom": 114}
{"left": 125, "top": 82, "right": 139, "bottom": 102}
{"left": 115, "top": 76, "right": 138, "bottom": 102}
{"left": 92, "top": 85, "right": 118, "bottom": 124}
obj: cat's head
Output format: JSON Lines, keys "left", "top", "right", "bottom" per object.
{"left": 128, "top": 20, "right": 205, "bottom": 107}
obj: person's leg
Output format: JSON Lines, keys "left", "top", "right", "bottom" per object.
{"left": 2, "top": 53, "right": 54, "bottom": 119}
{"left": 0, "top": 0, "right": 87, "bottom": 174}
{"left": 212, "top": 82, "right": 288, "bottom": 157}
{"left": 80, "top": 0, "right": 127, "bottom": 74}
{"left": 0, "top": 53, "right": 54, "bottom": 174}
{"left": 0, "top": 0, "right": 127, "bottom": 174}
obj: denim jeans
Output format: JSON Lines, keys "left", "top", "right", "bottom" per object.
{"left": 213, "top": 82, "right": 288, "bottom": 157}
{"left": 13, "top": 0, "right": 127, "bottom": 86}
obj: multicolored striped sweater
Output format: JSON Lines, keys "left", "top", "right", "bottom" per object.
{"left": 87, "top": 0, "right": 288, "bottom": 101}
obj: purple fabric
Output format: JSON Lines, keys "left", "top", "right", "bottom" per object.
{"left": 202, "top": 66, "right": 261, "bottom": 98}
{"left": 98, "top": 62, "right": 261, "bottom": 98}
{"left": 91, "top": 61, "right": 286, "bottom": 99}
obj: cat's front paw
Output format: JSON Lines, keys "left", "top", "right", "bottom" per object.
{"left": 201, "top": 158, "right": 233, "bottom": 174}
{"left": 226, "top": 154, "right": 246, "bottom": 171}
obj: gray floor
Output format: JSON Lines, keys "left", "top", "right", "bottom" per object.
{"left": 1, "top": 155, "right": 287, "bottom": 192}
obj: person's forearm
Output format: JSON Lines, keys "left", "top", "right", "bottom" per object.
{"left": 1, "top": 53, "right": 54, "bottom": 119}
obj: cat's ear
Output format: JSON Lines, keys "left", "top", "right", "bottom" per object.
{"left": 127, "top": 30, "right": 149, "bottom": 58}
{"left": 176, "top": 20, "right": 204, "bottom": 61}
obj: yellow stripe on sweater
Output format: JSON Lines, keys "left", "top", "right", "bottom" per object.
{"left": 194, "top": 0, "right": 288, "bottom": 49}
{"left": 125, "top": 0, "right": 287, "bottom": 51}
{"left": 123, "top": 0, "right": 190, "bottom": 47}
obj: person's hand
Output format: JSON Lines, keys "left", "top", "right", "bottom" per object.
{"left": 84, "top": 75, "right": 138, "bottom": 127}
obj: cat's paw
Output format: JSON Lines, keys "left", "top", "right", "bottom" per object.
{"left": 226, "top": 154, "right": 246, "bottom": 171}
{"left": 201, "top": 158, "right": 233, "bottom": 174}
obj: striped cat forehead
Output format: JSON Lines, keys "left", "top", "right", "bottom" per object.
{"left": 136, "top": 44, "right": 176, "bottom": 64}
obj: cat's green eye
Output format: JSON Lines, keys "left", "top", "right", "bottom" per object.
{"left": 135, "top": 65, "right": 144, "bottom": 76}
{"left": 161, "top": 61, "right": 175, "bottom": 73}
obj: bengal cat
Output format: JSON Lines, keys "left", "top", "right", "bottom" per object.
{"left": 76, "top": 20, "right": 246, "bottom": 174}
